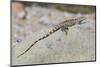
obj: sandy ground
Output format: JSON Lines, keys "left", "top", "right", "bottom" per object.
{"left": 12, "top": 5, "right": 96, "bottom": 65}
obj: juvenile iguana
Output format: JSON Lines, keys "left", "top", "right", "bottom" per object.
{"left": 17, "top": 16, "right": 86, "bottom": 58}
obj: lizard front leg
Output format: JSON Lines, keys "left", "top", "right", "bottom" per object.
{"left": 61, "top": 26, "right": 69, "bottom": 35}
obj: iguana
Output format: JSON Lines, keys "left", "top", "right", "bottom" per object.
{"left": 17, "top": 16, "right": 86, "bottom": 58}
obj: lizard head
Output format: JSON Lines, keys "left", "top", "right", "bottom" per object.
{"left": 76, "top": 16, "right": 86, "bottom": 24}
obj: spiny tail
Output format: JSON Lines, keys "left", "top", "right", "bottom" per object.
{"left": 17, "top": 16, "right": 86, "bottom": 58}
{"left": 17, "top": 25, "right": 62, "bottom": 58}
{"left": 17, "top": 41, "right": 37, "bottom": 58}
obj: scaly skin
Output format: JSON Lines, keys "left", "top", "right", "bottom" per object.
{"left": 17, "top": 16, "right": 86, "bottom": 58}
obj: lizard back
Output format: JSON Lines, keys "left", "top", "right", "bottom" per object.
{"left": 17, "top": 16, "right": 86, "bottom": 58}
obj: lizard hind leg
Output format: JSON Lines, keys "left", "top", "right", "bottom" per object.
{"left": 61, "top": 26, "right": 69, "bottom": 35}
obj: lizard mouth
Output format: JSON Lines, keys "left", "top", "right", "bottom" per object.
{"left": 78, "top": 17, "right": 87, "bottom": 24}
